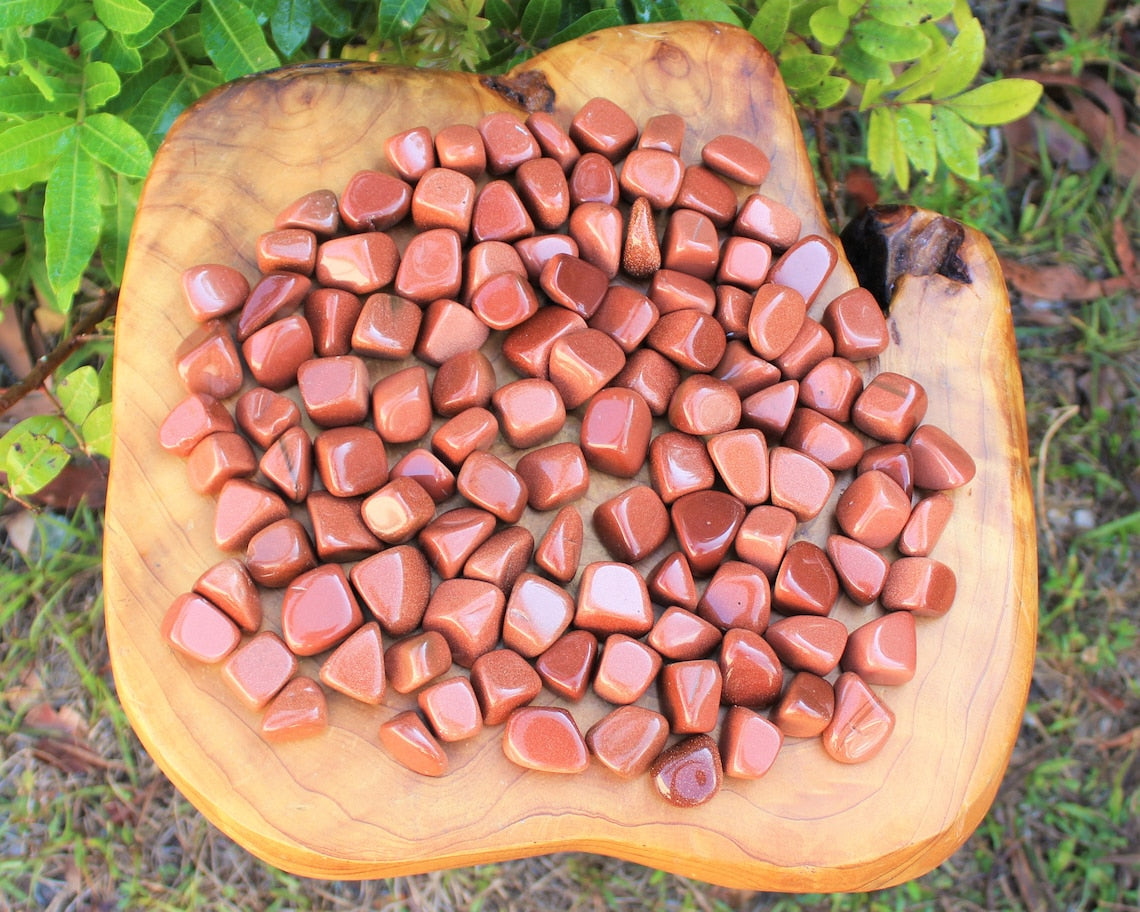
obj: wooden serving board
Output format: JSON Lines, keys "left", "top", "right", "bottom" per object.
{"left": 103, "top": 22, "right": 1037, "bottom": 891}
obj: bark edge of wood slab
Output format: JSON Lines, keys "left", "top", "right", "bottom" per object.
{"left": 102, "top": 21, "right": 1037, "bottom": 891}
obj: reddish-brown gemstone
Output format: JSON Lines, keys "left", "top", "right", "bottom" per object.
{"left": 430, "top": 407, "right": 499, "bottom": 469}
{"left": 720, "top": 705, "right": 783, "bottom": 780}
{"left": 667, "top": 375, "right": 741, "bottom": 435}
{"left": 175, "top": 320, "right": 243, "bottom": 399}
{"left": 242, "top": 314, "right": 314, "bottom": 391}
{"left": 575, "top": 561, "right": 654, "bottom": 636}
{"left": 713, "top": 340, "right": 779, "bottom": 399}
{"left": 611, "top": 348, "right": 680, "bottom": 417}
{"left": 570, "top": 97, "right": 637, "bottom": 161}
{"left": 842, "top": 611, "right": 917, "bottom": 685}
{"left": 457, "top": 450, "right": 528, "bottom": 523}
{"left": 660, "top": 659, "right": 722, "bottom": 734}
{"left": 881, "top": 556, "right": 957, "bottom": 616}
{"left": 593, "top": 484, "right": 669, "bottom": 563}
{"left": 589, "top": 285, "right": 659, "bottom": 353}
{"left": 586, "top": 705, "right": 671, "bottom": 779}
{"left": 650, "top": 734, "right": 723, "bottom": 807}
{"left": 648, "top": 431, "right": 715, "bottom": 504}
{"left": 852, "top": 372, "right": 929, "bottom": 443}
{"left": 547, "top": 329, "right": 626, "bottom": 409}
{"left": 432, "top": 349, "right": 496, "bottom": 418}
{"left": 515, "top": 156, "right": 571, "bottom": 230}
{"left": 835, "top": 469, "right": 912, "bottom": 549}
{"left": 638, "top": 113, "right": 685, "bottom": 153}
{"left": 858, "top": 442, "right": 916, "bottom": 498}
{"left": 619, "top": 148, "right": 684, "bottom": 209}
{"left": 384, "top": 630, "right": 452, "bottom": 693}
{"left": 899, "top": 491, "right": 954, "bottom": 556}
{"left": 469, "top": 271, "right": 540, "bottom": 331}
{"left": 515, "top": 442, "right": 589, "bottom": 511}
{"left": 256, "top": 228, "right": 317, "bottom": 275}
{"left": 734, "top": 505, "right": 796, "bottom": 579}
{"left": 313, "top": 426, "right": 388, "bottom": 497}
{"left": 622, "top": 196, "right": 661, "bottom": 279}
{"left": 470, "top": 648, "right": 542, "bottom": 726}
{"left": 707, "top": 428, "right": 769, "bottom": 506}
{"left": 772, "top": 541, "right": 839, "bottom": 620}
{"left": 394, "top": 227, "right": 463, "bottom": 303}
{"left": 415, "top": 297, "right": 491, "bottom": 366}
{"left": 222, "top": 631, "right": 296, "bottom": 710}
{"left": 661, "top": 209, "right": 720, "bottom": 280}
{"left": 676, "top": 165, "right": 738, "bottom": 227}
{"left": 697, "top": 560, "right": 771, "bottom": 634}
{"left": 372, "top": 365, "right": 432, "bottom": 445}
{"left": 213, "top": 479, "right": 290, "bottom": 552}
{"left": 314, "top": 233, "right": 399, "bottom": 294}
{"left": 783, "top": 407, "right": 864, "bottom": 471}
{"left": 649, "top": 267, "right": 717, "bottom": 315}
{"left": 718, "top": 628, "right": 784, "bottom": 707}
{"left": 491, "top": 378, "right": 566, "bottom": 448}
{"left": 281, "top": 563, "right": 363, "bottom": 657}
{"left": 320, "top": 622, "right": 386, "bottom": 705}
{"left": 579, "top": 388, "right": 652, "bottom": 478}
{"left": 822, "top": 287, "right": 889, "bottom": 361}
{"left": 463, "top": 525, "right": 534, "bottom": 593}
{"left": 502, "top": 706, "right": 589, "bottom": 773}
{"left": 351, "top": 293, "right": 421, "bottom": 359}
{"left": 379, "top": 711, "right": 448, "bottom": 777}
{"left": 233, "top": 386, "right": 300, "bottom": 449}
{"left": 417, "top": 508, "right": 497, "bottom": 580}
{"left": 671, "top": 490, "right": 747, "bottom": 577}
{"left": 594, "top": 633, "right": 662, "bottom": 704}
{"left": 734, "top": 193, "right": 801, "bottom": 249}
{"left": 540, "top": 252, "right": 610, "bottom": 318}
{"left": 464, "top": 239, "right": 526, "bottom": 299}
{"left": 472, "top": 179, "right": 535, "bottom": 243}
{"left": 384, "top": 125, "right": 435, "bottom": 181}
{"left": 390, "top": 448, "right": 456, "bottom": 504}
{"left": 648, "top": 605, "right": 722, "bottom": 660}
{"left": 478, "top": 111, "right": 540, "bottom": 174}
{"left": 741, "top": 379, "right": 799, "bottom": 439}
{"left": 261, "top": 677, "right": 327, "bottom": 742}
{"left": 747, "top": 284, "right": 806, "bottom": 360}
{"left": 245, "top": 517, "right": 317, "bottom": 588}
{"left": 306, "top": 493, "right": 381, "bottom": 562}
{"left": 822, "top": 672, "right": 895, "bottom": 763}
{"left": 160, "top": 392, "right": 235, "bottom": 456}
{"left": 767, "top": 235, "right": 837, "bottom": 306}
{"left": 338, "top": 169, "right": 411, "bottom": 230}
{"left": 502, "top": 571, "right": 575, "bottom": 658}
{"left": 535, "top": 629, "right": 597, "bottom": 701}
{"left": 702, "top": 134, "right": 770, "bottom": 184}
{"left": 193, "top": 558, "right": 261, "bottom": 632}
{"left": 186, "top": 431, "right": 256, "bottom": 495}
{"left": 435, "top": 123, "right": 486, "bottom": 178}
{"left": 351, "top": 544, "right": 432, "bottom": 636}
{"left": 717, "top": 237, "right": 772, "bottom": 290}
{"left": 525, "top": 111, "right": 580, "bottom": 171}
{"left": 502, "top": 306, "right": 589, "bottom": 379}
{"left": 361, "top": 476, "right": 436, "bottom": 544}
{"left": 569, "top": 151, "right": 619, "bottom": 206}
{"left": 515, "top": 233, "right": 579, "bottom": 282}
{"left": 569, "top": 201, "right": 623, "bottom": 279}
{"left": 909, "top": 424, "right": 977, "bottom": 490}
{"left": 418, "top": 676, "right": 483, "bottom": 742}
{"left": 771, "top": 317, "right": 835, "bottom": 381}
{"left": 422, "top": 577, "right": 506, "bottom": 668}
{"left": 715, "top": 286, "right": 754, "bottom": 341}
{"left": 236, "top": 271, "right": 311, "bottom": 341}
{"left": 182, "top": 263, "right": 249, "bottom": 322}
{"left": 771, "top": 671, "right": 834, "bottom": 738}
{"left": 646, "top": 551, "right": 700, "bottom": 612}
{"left": 534, "top": 505, "right": 584, "bottom": 583}
{"left": 765, "top": 615, "right": 848, "bottom": 676}
{"left": 647, "top": 309, "right": 726, "bottom": 373}
{"left": 296, "top": 355, "right": 370, "bottom": 427}
{"left": 162, "top": 592, "right": 240, "bottom": 664}
{"left": 799, "top": 356, "right": 864, "bottom": 423}
{"left": 768, "top": 446, "right": 834, "bottom": 522}
{"left": 275, "top": 188, "right": 340, "bottom": 236}
{"left": 826, "top": 534, "right": 890, "bottom": 605}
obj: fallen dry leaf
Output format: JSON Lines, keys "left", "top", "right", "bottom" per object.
{"left": 1113, "top": 216, "right": 1138, "bottom": 284}
{"left": 998, "top": 256, "right": 1132, "bottom": 302}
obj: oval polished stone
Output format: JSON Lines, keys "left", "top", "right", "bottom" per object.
{"left": 715, "top": 286, "right": 754, "bottom": 341}
{"left": 622, "top": 196, "right": 661, "bottom": 279}
{"left": 741, "top": 379, "right": 799, "bottom": 439}
{"left": 822, "top": 672, "right": 896, "bottom": 763}
{"left": 186, "top": 431, "right": 256, "bottom": 496}
{"left": 502, "top": 572, "right": 575, "bottom": 658}
{"left": 858, "top": 442, "right": 916, "bottom": 498}
{"left": 464, "top": 240, "right": 527, "bottom": 301}
{"left": 586, "top": 705, "right": 671, "bottom": 779}
{"left": 717, "top": 237, "right": 772, "bottom": 290}
{"left": 697, "top": 560, "right": 771, "bottom": 634}
{"left": 193, "top": 558, "right": 261, "bottom": 632}
{"left": 515, "top": 156, "right": 571, "bottom": 230}
{"left": 491, "top": 378, "right": 566, "bottom": 448}
{"left": 394, "top": 227, "right": 463, "bottom": 303}
{"left": 661, "top": 209, "right": 720, "bottom": 280}
{"left": 469, "top": 271, "right": 540, "bottom": 331}
{"left": 852, "top": 372, "right": 929, "bottom": 443}
{"left": 589, "top": 285, "right": 659, "bottom": 354}
{"left": 515, "top": 442, "right": 589, "bottom": 511}
{"left": 822, "top": 287, "right": 890, "bottom": 361}
{"left": 457, "top": 450, "right": 528, "bottom": 523}
{"left": 314, "top": 233, "right": 399, "bottom": 294}
{"left": 432, "top": 349, "right": 496, "bottom": 418}
{"left": 463, "top": 525, "right": 534, "bottom": 594}
{"left": 296, "top": 355, "right": 370, "bottom": 427}
{"left": 384, "top": 125, "right": 435, "bottom": 181}
{"left": 430, "top": 407, "right": 499, "bottom": 470}
{"left": 281, "top": 563, "right": 363, "bottom": 657}
{"left": 592, "top": 484, "right": 669, "bottom": 564}
{"left": 320, "top": 621, "right": 386, "bottom": 705}
{"left": 182, "top": 263, "right": 249, "bottom": 322}
{"left": 372, "top": 365, "right": 432, "bottom": 445}
{"left": 648, "top": 431, "right": 715, "bottom": 505}
{"left": 768, "top": 446, "right": 834, "bottom": 522}
{"left": 242, "top": 314, "right": 314, "bottom": 391}
{"left": 667, "top": 375, "right": 741, "bottom": 436}
{"left": 306, "top": 492, "right": 382, "bottom": 563}
{"left": 160, "top": 392, "right": 235, "bottom": 456}
{"left": 569, "top": 201, "right": 623, "bottom": 279}
{"left": 472, "top": 179, "right": 535, "bottom": 243}
{"left": 842, "top": 611, "right": 917, "bottom": 685}
{"left": 720, "top": 705, "right": 783, "bottom": 780}
{"left": 648, "top": 268, "right": 717, "bottom": 315}
{"left": 175, "top": 320, "right": 243, "bottom": 399}
{"left": 477, "top": 111, "right": 540, "bottom": 174}
{"left": 619, "top": 148, "right": 683, "bottom": 209}
{"left": 422, "top": 577, "right": 506, "bottom": 668}
{"left": 612, "top": 348, "right": 680, "bottom": 417}
{"left": 734, "top": 505, "right": 796, "bottom": 580}
{"left": 256, "top": 228, "right": 317, "bottom": 275}
{"left": 162, "top": 592, "right": 240, "bottom": 664}
{"left": 784, "top": 407, "right": 865, "bottom": 472}
{"left": 525, "top": 111, "right": 580, "bottom": 171}
{"left": 909, "top": 424, "right": 977, "bottom": 490}
{"left": 535, "top": 629, "right": 597, "bottom": 701}
{"left": 515, "top": 233, "right": 579, "bottom": 282}
{"left": 799, "top": 356, "right": 864, "bottom": 423}
{"left": 638, "top": 112, "right": 685, "bottom": 153}
{"left": 361, "top": 476, "right": 436, "bottom": 544}
{"left": 534, "top": 505, "right": 584, "bottom": 583}
{"left": 713, "top": 340, "right": 780, "bottom": 398}
{"left": 502, "top": 307, "right": 589, "bottom": 380}
{"left": 718, "top": 628, "right": 784, "bottom": 708}
{"left": 384, "top": 630, "right": 452, "bottom": 693}
{"left": 378, "top": 711, "right": 448, "bottom": 777}
{"left": 540, "top": 252, "right": 609, "bottom": 319}
{"left": 593, "top": 633, "right": 662, "bottom": 705}
{"left": 575, "top": 561, "right": 654, "bottom": 636}
{"left": 351, "top": 543, "right": 432, "bottom": 636}
{"left": 707, "top": 428, "right": 770, "bottom": 506}
{"left": 547, "top": 329, "right": 626, "bottom": 409}
{"left": 245, "top": 517, "right": 317, "bottom": 588}
{"left": 835, "top": 469, "right": 912, "bottom": 549}
{"left": 417, "top": 508, "right": 497, "bottom": 580}
{"left": 676, "top": 165, "right": 738, "bottom": 227}
{"left": 702, "top": 134, "right": 770, "bottom": 184}
{"left": 773, "top": 541, "right": 839, "bottom": 617}
{"left": 767, "top": 234, "right": 838, "bottom": 306}
{"left": 771, "top": 671, "right": 835, "bottom": 738}
{"left": 261, "top": 677, "right": 327, "bottom": 742}
{"left": 338, "top": 170, "right": 411, "bottom": 230}
{"left": 646, "top": 550, "right": 699, "bottom": 611}
{"left": 418, "top": 676, "right": 483, "bottom": 742}
{"left": 236, "top": 271, "right": 312, "bottom": 341}
{"left": 734, "top": 193, "right": 802, "bottom": 249}
{"left": 470, "top": 648, "right": 542, "bottom": 726}
{"left": 570, "top": 97, "right": 638, "bottom": 160}
{"left": 275, "top": 188, "right": 340, "bottom": 236}
{"left": 415, "top": 297, "right": 491, "bottom": 366}
{"left": 313, "top": 426, "right": 388, "bottom": 497}
{"left": 898, "top": 491, "right": 954, "bottom": 556}
{"left": 434, "top": 123, "right": 486, "bottom": 178}
{"left": 671, "top": 490, "right": 746, "bottom": 577}
{"left": 647, "top": 309, "right": 726, "bottom": 373}
{"left": 569, "top": 151, "right": 620, "bottom": 206}
{"left": 771, "top": 317, "right": 835, "bottom": 381}
{"left": 213, "top": 479, "right": 290, "bottom": 552}
{"left": 881, "top": 556, "right": 957, "bottom": 617}
{"left": 222, "top": 631, "right": 296, "bottom": 710}
{"left": 660, "top": 659, "right": 722, "bottom": 734}
{"left": 351, "top": 292, "right": 421, "bottom": 360}
{"left": 234, "top": 386, "right": 300, "bottom": 449}
{"left": 650, "top": 733, "right": 723, "bottom": 807}
{"left": 502, "top": 706, "right": 589, "bottom": 773}
{"left": 580, "top": 387, "right": 652, "bottom": 478}
{"left": 648, "top": 605, "right": 722, "bottom": 660}
{"left": 765, "top": 615, "right": 848, "bottom": 676}
{"left": 826, "top": 534, "right": 890, "bottom": 606}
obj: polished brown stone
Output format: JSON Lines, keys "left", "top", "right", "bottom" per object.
{"left": 534, "top": 629, "right": 597, "bottom": 701}
{"left": 469, "top": 271, "right": 540, "bottom": 331}
{"left": 899, "top": 491, "right": 954, "bottom": 556}
{"left": 622, "top": 196, "right": 661, "bottom": 279}
{"left": 411, "top": 168, "right": 476, "bottom": 237}
{"left": 537, "top": 249, "right": 609, "bottom": 315}
{"left": 434, "top": 122, "right": 486, "bottom": 177}
{"left": 767, "top": 235, "right": 838, "bottom": 305}
{"left": 720, "top": 705, "right": 783, "bottom": 780}
{"left": 799, "top": 356, "right": 864, "bottom": 423}
{"left": 697, "top": 560, "right": 771, "bottom": 633}
{"left": 351, "top": 292, "right": 421, "bottom": 360}
{"left": 771, "top": 317, "right": 835, "bottom": 381}
{"left": 881, "top": 556, "right": 957, "bottom": 617}
{"left": 842, "top": 611, "right": 917, "bottom": 685}
{"left": 638, "top": 113, "right": 685, "bottom": 153}
{"left": 213, "top": 479, "right": 290, "bottom": 552}
{"left": 822, "top": 672, "right": 895, "bottom": 763}
{"left": 646, "top": 551, "right": 699, "bottom": 612}
{"left": 394, "top": 227, "right": 463, "bottom": 303}
{"left": 569, "top": 201, "right": 623, "bottom": 278}
{"left": 586, "top": 705, "right": 670, "bottom": 778}
{"left": 909, "top": 424, "right": 977, "bottom": 490}
{"left": 771, "top": 671, "right": 834, "bottom": 738}
{"left": 822, "top": 287, "right": 890, "bottom": 361}
{"left": 783, "top": 407, "right": 865, "bottom": 471}
{"left": 525, "top": 111, "right": 580, "bottom": 171}
{"left": 457, "top": 450, "right": 528, "bottom": 523}
{"left": 734, "top": 193, "right": 801, "bottom": 249}
{"left": 245, "top": 517, "right": 317, "bottom": 588}
{"left": 593, "top": 633, "right": 662, "bottom": 704}
{"left": 835, "top": 469, "right": 912, "bottom": 549}
{"left": 826, "top": 534, "right": 890, "bottom": 606}
{"left": 255, "top": 228, "right": 316, "bottom": 275}
{"left": 650, "top": 733, "right": 723, "bottom": 807}
{"left": 222, "top": 631, "right": 296, "bottom": 710}
{"left": 422, "top": 577, "right": 505, "bottom": 667}
{"left": 660, "top": 659, "right": 722, "bottom": 734}
{"left": 296, "top": 355, "right": 370, "bottom": 428}
{"left": 713, "top": 339, "right": 780, "bottom": 397}
{"left": 707, "top": 428, "right": 770, "bottom": 506}
{"left": 261, "top": 677, "right": 327, "bottom": 742}
{"left": 647, "top": 308, "right": 726, "bottom": 373}
{"left": 515, "top": 156, "right": 571, "bottom": 230}
{"left": 242, "top": 314, "right": 314, "bottom": 391}
{"left": 667, "top": 375, "right": 741, "bottom": 435}
{"left": 160, "top": 392, "right": 235, "bottom": 456}
{"left": 620, "top": 148, "right": 683, "bottom": 209}
{"left": 648, "top": 268, "right": 717, "bottom": 315}
{"left": 852, "top": 371, "right": 929, "bottom": 443}
{"left": 767, "top": 446, "right": 834, "bottom": 522}
{"left": 765, "top": 615, "right": 848, "bottom": 676}
{"left": 430, "top": 407, "right": 499, "bottom": 470}
{"left": 463, "top": 526, "right": 534, "bottom": 594}
{"left": 162, "top": 592, "right": 240, "bottom": 664}
{"left": 580, "top": 387, "right": 652, "bottom": 478}
{"left": 589, "top": 285, "right": 659, "bottom": 353}
{"left": 319, "top": 621, "right": 386, "bottom": 705}
{"left": 569, "top": 151, "right": 620, "bottom": 206}
{"left": 592, "top": 484, "right": 669, "bottom": 563}
{"left": 702, "top": 133, "right": 770, "bottom": 184}
{"left": 281, "top": 563, "right": 363, "bottom": 657}
{"left": 193, "top": 558, "right": 261, "bottom": 632}
{"left": 661, "top": 209, "right": 720, "bottom": 281}
{"left": 648, "top": 606, "right": 722, "bottom": 661}
{"left": 741, "top": 379, "right": 799, "bottom": 439}
{"left": 384, "top": 630, "right": 452, "bottom": 693}
{"left": 314, "top": 233, "right": 399, "bottom": 294}
{"left": 470, "top": 648, "right": 542, "bottom": 726}
{"left": 570, "top": 97, "right": 638, "bottom": 160}
{"left": 611, "top": 348, "right": 680, "bottom": 417}
{"left": 547, "top": 328, "right": 626, "bottom": 409}
{"left": 491, "top": 378, "right": 566, "bottom": 448}
{"left": 575, "top": 561, "right": 654, "bottom": 636}
{"left": 717, "top": 237, "right": 772, "bottom": 290}
{"left": 857, "top": 442, "right": 916, "bottom": 498}
{"left": 676, "top": 165, "right": 738, "bottom": 227}
{"left": 417, "top": 507, "right": 497, "bottom": 580}
{"left": 772, "top": 540, "right": 839, "bottom": 617}
{"left": 734, "top": 505, "right": 796, "bottom": 580}
{"left": 502, "top": 301, "right": 588, "bottom": 378}
{"left": 304, "top": 288, "right": 363, "bottom": 358}
{"left": 236, "top": 271, "right": 311, "bottom": 341}
{"left": 275, "top": 188, "right": 340, "bottom": 236}
{"left": 715, "top": 286, "right": 754, "bottom": 341}
{"left": 502, "top": 571, "right": 575, "bottom": 658}
{"left": 361, "top": 477, "right": 436, "bottom": 544}
{"left": 472, "top": 179, "right": 535, "bottom": 243}
{"left": 351, "top": 545, "right": 431, "bottom": 636}
{"left": 432, "top": 349, "right": 495, "bottom": 418}
{"left": 378, "top": 711, "right": 448, "bottom": 777}
{"left": 389, "top": 448, "right": 456, "bottom": 504}
{"left": 414, "top": 297, "right": 491, "bottom": 366}
{"left": 534, "top": 505, "right": 584, "bottom": 583}
{"left": 515, "top": 442, "right": 589, "bottom": 511}
{"left": 313, "top": 426, "right": 389, "bottom": 497}
{"left": 182, "top": 263, "right": 249, "bottom": 322}
{"left": 186, "top": 431, "right": 256, "bottom": 496}
{"left": 306, "top": 492, "right": 381, "bottom": 562}
{"left": 418, "top": 675, "right": 483, "bottom": 741}
{"left": 233, "top": 387, "right": 300, "bottom": 449}
{"left": 464, "top": 240, "right": 527, "bottom": 301}
{"left": 718, "top": 628, "right": 784, "bottom": 707}
{"left": 384, "top": 125, "right": 435, "bottom": 180}
{"left": 515, "top": 233, "right": 579, "bottom": 282}
{"left": 372, "top": 365, "right": 432, "bottom": 445}
{"left": 670, "top": 490, "right": 747, "bottom": 577}
{"left": 477, "top": 111, "right": 540, "bottom": 174}
{"left": 175, "top": 320, "right": 243, "bottom": 399}
{"left": 339, "top": 169, "right": 411, "bottom": 231}
{"left": 502, "top": 706, "right": 589, "bottom": 773}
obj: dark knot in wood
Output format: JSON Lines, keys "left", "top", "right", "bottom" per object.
{"left": 480, "top": 71, "right": 556, "bottom": 113}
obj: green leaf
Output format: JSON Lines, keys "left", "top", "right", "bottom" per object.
{"left": 123, "top": 0, "right": 195, "bottom": 47}
{"left": 867, "top": 105, "right": 895, "bottom": 178}
{"left": 800, "top": 74, "right": 850, "bottom": 108}
{"left": 378, "top": 0, "right": 429, "bottom": 40}
{"left": 931, "top": 16, "right": 983, "bottom": 98}
{"left": 1067, "top": 0, "right": 1107, "bottom": 38}
{"left": 201, "top": 0, "right": 281, "bottom": 80}
{"left": 945, "top": 78, "right": 1043, "bottom": 125}
{"left": 519, "top": 0, "right": 562, "bottom": 41}
{"left": 44, "top": 131, "right": 101, "bottom": 298}
{"left": 78, "top": 114, "right": 152, "bottom": 178}
{"left": 853, "top": 19, "right": 931, "bottom": 60}
{"left": 0, "top": 0, "right": 62, "bottom": 27}
{"left": 809, "top": 5, "right": 849, "bottom": 45}
{"left": 749, "top": 0, "right": 789, "bottom": 52}
{"left": 78, "top": 20, "right": 108, "bottom": 53}
{"left": 83, "top": 61, "right": 121, "bottom": 110}
{"left": 896, "top": 102, "right": 936, "bottom": 176}
{"left": 82, "top": 403, "right": 114, "bottom": 459}
{"left": 932, "top": 105, "right": 981, "bottom": 179}
{"left": 779, "top": 54, "right": 835, "bottom": 90}
{"left": 58, "top": 366, "right": 101, "bottom": 426}
{"left": 0, "top": 115, "right": 74, "bottom": 192}
{"left": 628, "top": 0, "right": 682, "bottom": 21}
{"left": 3, "top": 427, "right": 72, "bottom": 496}
{"left": 550, "top": 9, "right": 624, "bottom": 45}
{"left": 104, "top": 32, "right": 145, "bottom": 73}
{"left": 892, "top": 121, "right": 910, "bottom": 190}
{"left": 483, "top": 0, "right": 517, "bottom": 29}
{"left": 271, "top": 0, "right": 313, "bottom": 55}
{"left": 308, "top": 0, "right": 351, "bottom": 36}
{"left": 867, "top": 0, "right": 953, "bottom": 27}
{"left": 837, "top": 0, "right": 864, "bottom": 14}
{"left": 101, "top": 173, "right": 139, "bottom": 285}
{"left": 0, "top": 76, "right": 80, "bottom": 116}
{"left": 127, "top": 73, "right": 196, "bottom": 148}
{"left": 677, "top": 0, "right": 742, "bottom": 24}
{"left": 838, "top": 42, "right": 894, "bottom": 85}
{"left": 93, "top": 0, "right": 155, "bottom": 34}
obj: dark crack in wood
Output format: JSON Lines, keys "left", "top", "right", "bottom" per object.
{"left": 480, "top": 71, "right": 556, "bottom": 113}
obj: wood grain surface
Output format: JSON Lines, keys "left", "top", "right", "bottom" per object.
{"left": 103, "top": 21, "right": 1037, "bottom": 890}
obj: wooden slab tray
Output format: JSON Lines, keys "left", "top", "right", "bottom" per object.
{"left": 103, "top": 21, "right": 1037, "bottom": 891}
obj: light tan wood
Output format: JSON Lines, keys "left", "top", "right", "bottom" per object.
{"left": 104, "top": 22, "right": 1037, "bottom": 890}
